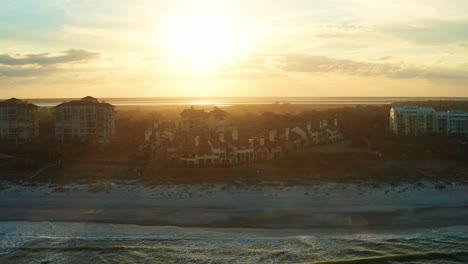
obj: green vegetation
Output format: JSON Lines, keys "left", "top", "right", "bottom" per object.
{"left": 1, "top": 101, "right": 467, "bottom": 186}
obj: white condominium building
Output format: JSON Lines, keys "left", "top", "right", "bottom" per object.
{"left": 389, "top": 106, "right": 436, "bottom": 136}
{"left": 0, "top": 98, "right": 39, "bottom": 145}
{"left": 390, "top": 106, "right": 468, "bottom": 136}
{"left": 435, "top": 110, "right": 468, "bottom": 135}
{"left": 55, "top": 96, "right": 115, "bottom": 145}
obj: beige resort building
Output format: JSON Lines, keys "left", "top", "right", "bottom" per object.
{"left": 179, "top": 106, "right": 232, "bottom": 133}
{"left": 0, "top": 98, "right": 39, "bottom": 146}
{"left": 55, "top": 96, "right": 115, "bottom": 145}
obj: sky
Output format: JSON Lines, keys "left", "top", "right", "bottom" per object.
{"left": 1, "top": 0, "right": 468, "bottom": 98}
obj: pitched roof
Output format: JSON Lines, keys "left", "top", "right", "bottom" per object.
{"left": 180, "top": 108, "right": 208, "bottom": 118}
{"left": 227, "top": 136, "right": 253, "bottom": 149}
{"left": 252, "top": 136, "right": 280, "bottom": 150}
{"left": 209, "top": 137, "right": 228, "bottom": 149}
{"left": 209, "top": 106, "right": 230, "bottom": 117}
{"left": 180, "top": 106, "right": 230, "bottom": 118}
{"left": 0, "top": 98, "right": 38, "bottom": 108}
{"left": 55, "top": 96, "right": 114, "bottom": 108}
{"left": 290, "top": 132, "right": 303, "bottom": 141}
{"left": 181, "top": 136, "right": 213, "bottom": 155}
{"left": 81, "top": 96, "right": 99, "bottom": 103}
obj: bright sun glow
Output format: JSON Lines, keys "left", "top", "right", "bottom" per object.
{"left": 160, "top": 8, "right": 246, "bottom": 70}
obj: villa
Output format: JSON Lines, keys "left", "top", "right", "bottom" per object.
{"left": 138, "top": 106, "right": 344, "bottom": 166}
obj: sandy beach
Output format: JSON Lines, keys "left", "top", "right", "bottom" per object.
{"left": 1, "top": 182, "right": 467, "bottom": 231}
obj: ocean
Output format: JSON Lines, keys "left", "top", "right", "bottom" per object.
{"left": 1, "top": 222, "right": 468, "bottom": 263}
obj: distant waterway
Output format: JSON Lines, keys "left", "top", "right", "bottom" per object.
{"left": 17, "top": 96, "right": 468, "bottom": 107}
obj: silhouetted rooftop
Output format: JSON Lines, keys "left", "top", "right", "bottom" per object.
{"left": 55, "top": 96, "right": 114, "bottom": 108}
{"left": 0, "top": 98, "right": 38, "bottom": 108}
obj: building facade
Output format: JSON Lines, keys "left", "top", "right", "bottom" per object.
{"left": 179, "top": 106, "right": 231, "bottom": 133}
{"left": 55, "top": 96, "right": 115, "bottom": 145}
{"left": 0, "top": 98, "right": 39, "bottom": 146}
{"left": 435, "top": 111, "right": 468, "bottom": 135}
{"left": 390, "top": 106, "right": 436, "bottom": 136}
{"left": 390, "top": 106, "right": 468, "bottom": 136}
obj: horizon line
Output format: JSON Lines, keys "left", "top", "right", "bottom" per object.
{"left": 3, "top": 96, "right": 468, "bottom": 101}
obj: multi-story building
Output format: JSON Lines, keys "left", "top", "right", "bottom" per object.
{"left": 55, "top": 96, "right": 115, "bottom": 145}
{"left": 436, "top": 110, "right": 468, "bottom": 135}
{"left": 390, "top": 106, "right": 468, "bottom": 136}
{"left": 0, "top": 98, "right": 39, "bottom": 146}
{"left": 179, "top": 106, "right": 231, "bottom": 133}
{"left": 389, "top": 106, "right": 436, "bottom": 136}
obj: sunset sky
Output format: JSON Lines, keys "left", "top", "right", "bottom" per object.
{"left": 1, "top": 0, "right": 468, "bottom": 98}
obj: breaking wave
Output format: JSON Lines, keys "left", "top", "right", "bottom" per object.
{"left": 1, "top": 222, "right": 468, "bottom": 263}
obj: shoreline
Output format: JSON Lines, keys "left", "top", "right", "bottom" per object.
{"left": 1, "top": 182, "right": 467, "bottom": 231}
{"left": 2, "top": 221, "right": 468, "bottom": 238}
{"left": 2, "top": 207, "right": 468, "bottom": 231}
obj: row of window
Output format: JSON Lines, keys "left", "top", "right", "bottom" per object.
{"left": 57, "top": 108, "right": 112, "bottom": 114}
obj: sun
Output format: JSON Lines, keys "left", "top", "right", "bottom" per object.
{"left": 159, "top": 8, "right": 246, "bottom": 69}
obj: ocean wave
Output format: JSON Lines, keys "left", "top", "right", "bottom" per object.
{"left": 314, "top": 251, "right": 468, "bottom": 264}
{"left": 1, "top": 222, "right": 468, "bottom": 263}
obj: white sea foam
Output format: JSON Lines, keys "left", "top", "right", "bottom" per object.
{"left": 1, "top": 222, "right": 468, "bottom": 263}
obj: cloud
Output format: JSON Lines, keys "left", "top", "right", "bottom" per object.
{"left": 0, "top": 49, "right": 99, "bottom": 66}
{"left": 390, "top": 67, "right": 468, "bottom": 80}
{"left": 286, "top": 54, "right": 468, "bottom": 80}
{"left": 319, "top": 24, "right": 364, "bottom": 31}
{"left": 226, "top": 54, "right": 468, "bottom": 81}
{"left": 374, "top": 56, "right": 394, "bottom": 61}
{"left": 0, "top": 49, "right": 101, "bottom": 78}
{"left": 144, "top": 53, "right": 468, "bottom": 83}
{"left": 383, "top": 19, "right": 468, "bottom": 45}
{"left": 281, "top": 54, "right": 401, "bottom": 76}
{"left": 0, "top": 66, "right": 59, "bottom": 78}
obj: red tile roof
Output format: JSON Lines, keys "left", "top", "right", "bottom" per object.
{"left": 209, "top": 138, "right": 228, "bottom": 148}
{"left": 227, "top": 136, "right": 253, "bottom": 149}
{"left": 181, "top": 137, "right": 213, "bottom": 155}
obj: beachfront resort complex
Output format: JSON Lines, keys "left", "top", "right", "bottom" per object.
{"left": 1, "top": 97, "right": 468, "bottom": 158}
